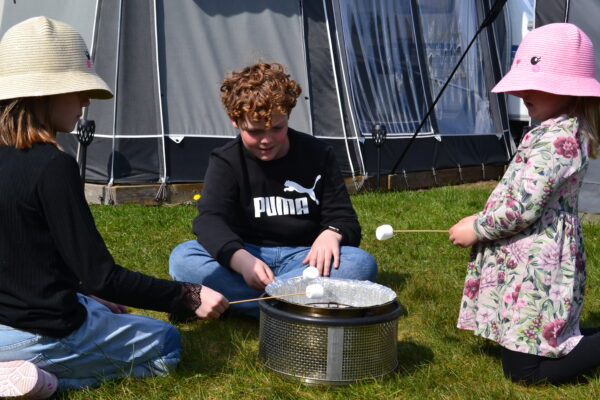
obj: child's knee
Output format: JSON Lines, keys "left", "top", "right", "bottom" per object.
{"left": 168, "top": 241, "right": 193, "bottom": 279}
{"left": 341, "top": 248, "right": 378, "bottom": 280}
{"left": 361, "top": 251, "right": 378, "bottom": 280}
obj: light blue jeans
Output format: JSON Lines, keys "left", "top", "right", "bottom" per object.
{"left": 0, "top": 294, "right": 181, "bottom": 391}
{"left": 169, "top": 240, "right": 378, "bottom": 317}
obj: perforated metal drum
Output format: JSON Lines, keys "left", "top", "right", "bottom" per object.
{"left": 258, "top": 278, "right": 402, "bottom": 385}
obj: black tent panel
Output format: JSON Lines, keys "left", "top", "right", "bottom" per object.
{"left": 165, "top": 137, "right": 230, "bottom": 183}
{"left": 534, "top": 1, "right": 568, "bottom": 25}
{"left": 361, "top": 135, "right": 509, "bottom": 175}
{"left": 303, "top": 0, "right": 346, "bottom": 138}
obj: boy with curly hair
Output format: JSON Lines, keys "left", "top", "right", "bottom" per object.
{"left": 169, "top": 62, "right": 377, "bottom": 316}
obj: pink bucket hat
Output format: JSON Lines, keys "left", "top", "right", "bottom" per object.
{"left": 492, "top": 23, "right": 600, "bottom": 97}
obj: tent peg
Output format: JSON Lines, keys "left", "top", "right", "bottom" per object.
{"left": 402, "top": 169, "right": 410, "bottom": 189}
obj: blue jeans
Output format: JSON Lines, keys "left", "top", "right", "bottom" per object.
{"left": 0, "top": 294, "right": 181, "bottom": 391}
{"left": 169, "top": 240, "right": 378, "bottom": 317}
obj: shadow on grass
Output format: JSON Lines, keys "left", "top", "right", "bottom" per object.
{"left": 478, "top": 341, "right": 502, "bottom": 359}
{"left": 395, "top": 341, "right": 434, "bottom": 375}
{"left": 377, "top": 271, "right": 411, "bottom": 293}
{"left": 581, "top": 311, "right": 600, "bottom": 328}
{"left": 174, "top": 316, "right": 259, "bottom": 378}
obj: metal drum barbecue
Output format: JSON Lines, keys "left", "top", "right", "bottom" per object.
{"left": 258, "top": 278, "right": 402, "bottom": 385}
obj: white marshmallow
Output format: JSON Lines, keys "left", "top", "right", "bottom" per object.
{"left": 302, "top": 266, "right": 319, "bottom": 280}
{"left": 305, "top": 283, "right": 324, "bottom": 299}
{"left": 375, "top": 224, "right": 394, "bottom": 241}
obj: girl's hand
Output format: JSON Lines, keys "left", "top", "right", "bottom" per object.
{"left": 302, "top": 229, "right": 342, "bottom": 277}
{"left": 89, "top": 295, "right": 129, "bottom": 314}
{"left": 195, "top": 286, "right": 229, "bottom": 320}
{"left": 449, "top": 215, "right": 479, "bottom": 248}
{"left": 230, "top": 249, "right": 274, "bottom": 291}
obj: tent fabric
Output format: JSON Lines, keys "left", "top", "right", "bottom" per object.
{"left": 0, "top": 0, "right": 511, "bottom": 186}
{"left": 535, "top": 0, "right": 600, "bottom": 214}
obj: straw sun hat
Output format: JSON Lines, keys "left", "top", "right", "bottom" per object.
{"left": 0, "top": 16, "right": 113, "bottom": 101}
{"left": 492, "top": 23, "right": 600, "bottom": 98}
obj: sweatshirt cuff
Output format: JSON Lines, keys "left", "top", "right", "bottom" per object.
{"left": 217, "top": 240, "right": 245, "bottom": 269}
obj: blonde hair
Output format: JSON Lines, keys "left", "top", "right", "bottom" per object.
{"left": 572, "top": 97, "right": 600, "bottom": 158}
{"left": 0, "top": 98, "right": 57, "bottom": 149}
{"left": 220, "top": 62, "right": 301, "bottom": 128}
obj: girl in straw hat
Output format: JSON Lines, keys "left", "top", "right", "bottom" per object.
{"left": 449, "top": 22, "right": 600, "bottom": 384}
{"left": 0, "top": 16, "right": 228, "bottom": 398}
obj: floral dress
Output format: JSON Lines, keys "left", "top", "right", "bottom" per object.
{"left": 457, "top": 115, "right": 589, "bottom": 358}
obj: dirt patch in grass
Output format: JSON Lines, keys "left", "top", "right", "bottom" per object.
{"left": 452, "top": 180, "right": 498, "bottom": 190}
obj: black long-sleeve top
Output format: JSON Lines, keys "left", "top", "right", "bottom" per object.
{"left": 193, "top": 128, "right": 361, "bottom": 268}
{"left": 0, "top": 143, "right": 190, "bottom": 338}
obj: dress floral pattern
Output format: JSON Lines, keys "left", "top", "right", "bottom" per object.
{"left": 457, "top": 115, "right": 589, "bottom": 358}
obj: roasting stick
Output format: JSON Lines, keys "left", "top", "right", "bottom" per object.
{"left": 376, "top": 224, "right": 448, "bottom": 240}
{"left": 229, "top": 292, "right": 306, "bottom": 304}
{"left": 393, "top": 229, "right": 447, "bottom": 233}
{"left": 229, "top": 283, "right": 325, "bottom": 304}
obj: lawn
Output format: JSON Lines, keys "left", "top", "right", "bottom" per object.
{"left": 58, "top": 183, "right": 600, "bottom": 399}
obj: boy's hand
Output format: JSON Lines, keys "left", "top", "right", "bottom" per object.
{"left": 449, "top": 215, "right": 478, "bottom": 248}
{"left": 303, "top": 229, "right": 342, "bottom": 277}
{"left": 230, "top": 249, "right": 274, "bottom": 291}
{"left": 195, "top": 286, "right": 229, "bottom": 319}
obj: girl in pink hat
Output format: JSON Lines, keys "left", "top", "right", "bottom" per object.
{"left": 0, "top": 17, "right": 228, "bottom": 399}
{"left": 449, "top": 22, "right": 600, "bottom": 384}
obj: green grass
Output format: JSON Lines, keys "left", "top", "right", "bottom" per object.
{"left": 57, "top": 183, "right": 600, "bottom": 399}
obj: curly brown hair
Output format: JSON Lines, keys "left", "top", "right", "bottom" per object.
{"left": 220, "top": 62, "right": 302, "bottom": 128}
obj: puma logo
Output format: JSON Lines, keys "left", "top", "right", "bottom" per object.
{"left": 283, "top": 175, "right": 321, "bottom": 205}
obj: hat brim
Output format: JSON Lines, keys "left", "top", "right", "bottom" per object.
{"left": 0, "top": 70, "right": 113, "bottom": 101}
{"left": 492, "top": 69, "right": 600, "bottom": 98}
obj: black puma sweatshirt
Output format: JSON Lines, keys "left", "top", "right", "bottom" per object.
{"left": 193, "top": 128, "right": 361, "bottom": 268}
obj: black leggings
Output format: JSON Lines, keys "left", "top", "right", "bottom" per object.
{"left": 501, "top": 327, "right": 600, "bottom": 385}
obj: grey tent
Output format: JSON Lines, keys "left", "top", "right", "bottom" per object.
{"left": 0, "top": 0, "right": 512, "bottom": 201}
{"left": 534, "top": 0, "right": 600, "bottom": 214}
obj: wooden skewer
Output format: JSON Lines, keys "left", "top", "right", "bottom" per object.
{"left": 229, "top": 292, "right": 306, "bottom": 305}
{"left": 394, "top": 229, "right": 448, "bottom": 233}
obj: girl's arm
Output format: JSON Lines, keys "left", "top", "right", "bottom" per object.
{"left": 38, "top": 153, "right": 185, "bottom": 312}
{"left": 475, "top": 121, "right": 585, "bottom": 241}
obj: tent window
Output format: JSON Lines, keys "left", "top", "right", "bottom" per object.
{"left": 336, "top": 0, "right": 495, "bottom": 136}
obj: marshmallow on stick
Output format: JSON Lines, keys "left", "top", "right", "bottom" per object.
{"left": 375, "top": 224, "right": 448, "bottom": 240}
{"left": 229, "top": 282, "right": 325, "bottom": 304}
{"left": 376, "top": 224, "right": 394, "bottom": 240}
{"left": 302, "top": 266, "right": 319, "bottom": 280}
{"left": 305, "top": 283, "right": 324, "bottom": 299}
